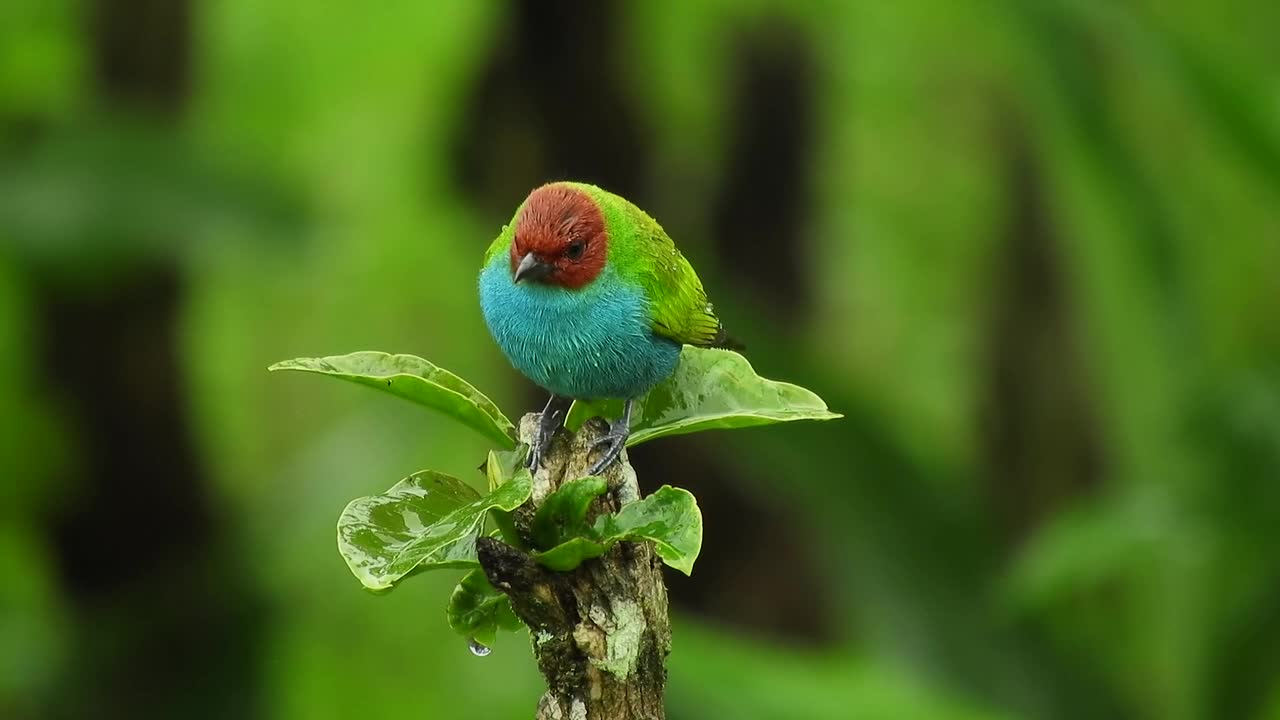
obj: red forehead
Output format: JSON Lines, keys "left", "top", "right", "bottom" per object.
{"left": 513, "top": 184, "right": 605, "bottom": 254}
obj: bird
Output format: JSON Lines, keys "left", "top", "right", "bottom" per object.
{"left": 478, "top": 181, "right": 737, "bottom": 475}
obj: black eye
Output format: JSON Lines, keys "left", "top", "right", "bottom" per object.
{"left": 565, "top": 241, "right": 585, "bottom": 260}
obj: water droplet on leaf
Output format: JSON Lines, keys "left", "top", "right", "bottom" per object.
{"left": 468, "top": 638, "right": 492, "bottom": 657}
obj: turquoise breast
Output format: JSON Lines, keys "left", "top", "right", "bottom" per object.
{"left": 478, "top": 254, "right": 681, "bottom": 400}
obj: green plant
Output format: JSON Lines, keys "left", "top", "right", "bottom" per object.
{"left": 269, "top": 346, "right": 837, "bottom": 707}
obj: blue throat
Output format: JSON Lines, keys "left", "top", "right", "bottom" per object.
{"left": 478, "top": 255, "right": 681, "bottom": 400}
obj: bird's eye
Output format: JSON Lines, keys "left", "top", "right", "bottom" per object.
{"left": 565, "top": 241, "right": 585, "bottom": 260}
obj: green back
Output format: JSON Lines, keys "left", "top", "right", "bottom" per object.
{"left": 483, "top": 182, "right": 725, "bottom": 348}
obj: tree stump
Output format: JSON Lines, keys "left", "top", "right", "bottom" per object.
{"left": 478, "top": 414, "right": 670, "bottom": 720}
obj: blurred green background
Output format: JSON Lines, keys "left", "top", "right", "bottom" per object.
{"left": 1, "top": 1, "right": 1277, "bottom": 718}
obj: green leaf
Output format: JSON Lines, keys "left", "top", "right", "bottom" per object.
{"left": 447, "top": 568, "right": 524, "bottom": 648}
{"left": 536, "top": 537, "right": 608, "bottom": 572}
{"left": 567, "top": 347, "right": 840, "bottom": 446}
{"left": 531, "top": 476, "right": 608, "bottom": 549}
{"left": 533, "top": 485, "right": 703, "bottom": 576}
{"left": 597, "top": 486, "right": 703, "bottom": 575}
{"left": 484, "top": 446, "right": 527, "bottom": 492}
{"left": 337, "top": 469, "right": 532, "bottom": 591}
{"left": 269, "top": 352, "right": 516, "bottom": 448}
{"left": 484, "top": 448, "right": 526, "bottom": 546}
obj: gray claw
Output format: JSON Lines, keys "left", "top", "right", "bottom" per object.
{"left": 529, "top": 395, "right": 572, "bottom": 469}
{"left": 586, "top": 398, "right": 634, "bottom": 475}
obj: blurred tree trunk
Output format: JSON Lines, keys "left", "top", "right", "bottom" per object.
{"left": 33, "top": 1, "right": 263, "bottom": 717}
{"left": 708, "top": 22, "right": 816, "bottom": 316}
{"left": 980, "top": 113, "right": 1104, "bottom": 543}
{"left": 650, "top": 19, "right": 834, "bottom": 644}
{"left": 452, "top": 0, "right": 650, "bottom": 219}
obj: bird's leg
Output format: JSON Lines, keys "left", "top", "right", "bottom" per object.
{"left": 588, "top": 398, "right": 633, "bottom": 476}
{"left": 529, "top": 394, "right": 573, "bottom": 469}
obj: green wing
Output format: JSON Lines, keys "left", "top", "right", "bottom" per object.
{"left": 482, "top": 210, "right": 520, "bottom": 266}
{"left": 614, "top": 198, "right": 731, "bottom": 349}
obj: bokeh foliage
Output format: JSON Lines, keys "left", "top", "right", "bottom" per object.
{"left": 0, "top": 1, "right": 1276, "bottom": 719}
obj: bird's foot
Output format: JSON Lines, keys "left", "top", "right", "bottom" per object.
{"left": 587, "top": 399, "right": 634, "bottom": 475}
{"left": 528, "top": 395, "right": 572, "bottom": 470}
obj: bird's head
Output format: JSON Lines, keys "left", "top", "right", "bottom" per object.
{"left": 509, "top": 184, "right": 607, "bottom": 290}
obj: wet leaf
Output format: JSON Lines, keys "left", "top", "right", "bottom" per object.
{"left": 447, "top": 568, "right": 523, "bottom": 648}
{"left": 270, "top": 352, "right": 516, "bottom": 448}
{"left": 533, "top": 485, "right": 703, "bottom": 575}
{"left": 597, "top": 485, "right": 703, "bottom": 575}
{"left": 567, "top": 347, "right": 840, "bottom": 446}
{"left": 337, "top": 469, "right": 532, "bottom": 591}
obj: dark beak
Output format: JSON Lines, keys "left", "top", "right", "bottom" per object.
{"left": 513, "top": 252, "right": 553, "bottom": 284}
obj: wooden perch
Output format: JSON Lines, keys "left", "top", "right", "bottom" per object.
{"left": 477, "top": 414, "right": 671, "bottom": 720}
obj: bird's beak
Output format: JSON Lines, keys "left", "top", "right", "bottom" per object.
{"left": 513, "top": 252, "right": 553, "bottom": 284}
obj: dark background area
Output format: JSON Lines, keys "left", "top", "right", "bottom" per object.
{"left": 1, "top": 1, "right": 1278, "bottom": 718}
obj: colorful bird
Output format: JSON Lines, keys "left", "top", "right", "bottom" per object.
{"left": 478, "top": 181, "right": 736, "bottom": 473}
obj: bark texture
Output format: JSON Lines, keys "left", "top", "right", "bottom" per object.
{"left": 477, "top": 414, "right": 670, "bottom": 720}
